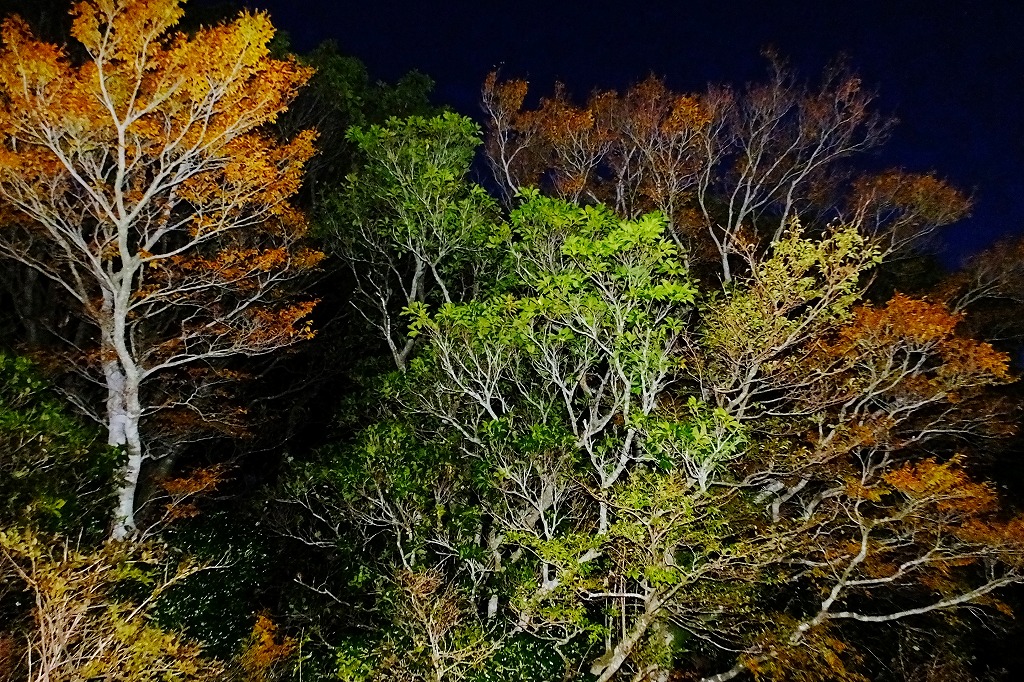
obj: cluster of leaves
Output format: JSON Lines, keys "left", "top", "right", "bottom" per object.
{"left": 0, "top": 528, "right": 226, "bottom": 682}
{"left": 318, "top": 112, "right": 501, "bottom": 369}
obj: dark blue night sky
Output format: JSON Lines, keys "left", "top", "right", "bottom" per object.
{"left": 230, "top": 0, "right": 1024, "bottom": 267}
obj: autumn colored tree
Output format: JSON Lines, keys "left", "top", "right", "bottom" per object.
{"left": 0, "top": 0, "right": 320, "bottom": 538}
{"left": 0, "top": 528, "right": 301, "bottom": 682}
{"left": 482, "top": 58, "right": 970, "bottom": 282}
{"left": 0, "top": 529, "right": 227, "bottom": 682}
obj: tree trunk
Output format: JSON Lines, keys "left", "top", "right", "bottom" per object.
{"left": 591, "top": 597, "right": 663, "bottom": 682}
{"left": 719, "top": 243, "right": 732, "bottom": 283}
{"left": 105, "top": 354, "right": 144, "bottom": 540}
{"left": 102, "top": 280, "right": 145, "bottom": 541}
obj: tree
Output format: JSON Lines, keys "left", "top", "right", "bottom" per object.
{"left": 938, "top": 236, "right": 1024, "bottom": 357}
{"left": 0, "top": 528, "right": 299, "bottom": 682}
{"left": 287, "top": 193, "right": 1023, "bottom": 682}
{"left": 0, "top": 528, "right": 225, "bottom": 682}
{"left": 482, "top": 58, "right": 969, "bottom": 283}
{"left": 0, "top": 0, "right": 320, "bottom": 538}
{"left": 321, "top": 113, "right": 500, "bottom": 370}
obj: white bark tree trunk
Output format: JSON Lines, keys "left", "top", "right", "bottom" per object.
{"left": 102, "top": 287, "right": 145, "bottom": 540}
{"left": 108, "top": 369, "right": 143, "bottom": 540}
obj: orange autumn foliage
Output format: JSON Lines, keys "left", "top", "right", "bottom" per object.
{"left": 849, "top": 169, "right": 971, "bottom": 251}
{"left": 0, "top": 0, "right": 319, "bottom": 352}
{"left": 483, "top": 63, "right": 966, "bottom": 283}
{"left": 0, "top": 0, "right": 321, "bottom": 536}
{"left": 236, "top": 615, "right": 296, "bottom": 682}
{"left": 883, "top": 458, "right": 997, "bottom": 515}
{"left": 157, "top": 463, "right": 229, "bottom": 522}
{"left": 833, "top": 294, "right": 1011, "bottom": 384}
{"left": 483, "top": 72, "right": 719, "bottom": 217}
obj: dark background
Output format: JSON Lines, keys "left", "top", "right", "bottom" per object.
{"left": 217, "top": 0, "right": 1024, "bottom": 267}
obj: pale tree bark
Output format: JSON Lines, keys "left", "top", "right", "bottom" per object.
{"left": 0, "top": 1, "right": 317, "bottom": 539}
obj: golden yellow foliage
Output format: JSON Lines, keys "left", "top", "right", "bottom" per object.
{"left": 883, "top": 458, "right": 997, "bottom": 515}
{"left": 0, "top": 0, "right": 320, "bottom": 349}
{"left": 234, "top": 614, "right": 296, "bottom": 682}
{"left": 0, "top": 0, "right": 322, "bottom": 536}
{"left": 0, "top": 529, "right": 225, "bottom": 682}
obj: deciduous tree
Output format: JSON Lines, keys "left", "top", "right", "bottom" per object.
{"left": 0, "top": 0, "right": 320, "bottom": 538}
{"left": 482, "top": 58, "right": 969, "bottom": 283}
{"left": 288, "top": 195, "right": 1022, "bottom": 682}
{"left": 0, "top": 529, "right": 225, "bottom": 682}
{"left": 322, "top": 113, "right": 500, "bottom": 369}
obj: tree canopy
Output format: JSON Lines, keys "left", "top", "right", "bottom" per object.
{"left": 1, "top": 1, "right": 1023, "bottom": 681}
{"left": 0, "top": 0, "right": 319, "bottom": 537}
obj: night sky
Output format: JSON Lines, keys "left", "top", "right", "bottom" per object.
{"left": 225, "top": 0, "right": 1023, "bottom": 266}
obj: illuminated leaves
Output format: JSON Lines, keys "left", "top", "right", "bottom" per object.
{"left": 876, "top": 460, "right": 1024, "bottom": 567}
{"left": 483, "top": 72, "right": 719, "bottom": 219}
{"left": 0, "top": 529, "right": 224, "bottom": 682}
{"left": 0, "top": 0, "right": 316, "bottom": 255}
{"left": 158, "top": 464, "right": 228, "bottom": 522}
{"left": 0, "top": 0, "right": 320, "bottom": 535}
{"left": 234, "top": 614, "right": 296, "bottom": 682}
{"left": 698, "top": 222, "right": 879, "bottom": 419}
{"left": 324, "top": 174, "right": 1020, "bottom": 682}
{"left": 0, "top": 0, "right": 320, "bottom": 367}
{"left": 70, "top": 0, "right": 185, "bottom": 60}
{"left": 849, "top": 169, "right": 971, "bottom": 254}
{"left": 0, "top": 352, "right": 119, "bottom": 536}
{"left": 482, "top": 60, "right": 908, "bottom": 283}
{"left": 749, "top": 622, "right": 869, "bottom": 682}
{"left": 327, "top": 112, "right": 501, "bottom": 369}
{"left": 823, "top": 294, "right": 1012, "bottom": 418}
{"left": 0, "top": 17, "right": 69, "bottom": 106}
{"left": 883, "top": 458, "right": 995, "bottom": 514}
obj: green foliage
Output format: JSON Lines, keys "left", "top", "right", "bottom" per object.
{"left": 321, "top": 112, "right": 502, "bottom": 368}
{"left": 155, "top": 513, "right": 277, "bottom": 660}
{"left": 293, "top": 158, "right": 1024, "bottom": 682}
{"left": 298, "top": 419, "right": 487, "bottom": 567}
{"left": 469, "top": 634, "right": 585, "bottom": 682}
{"left": 293, "top": 193, "right": 769, "bottom": 680}
{"left": 506, "top": 194, "right": 696, "bottom": 389}
{"left": 407, "top": 193, "right": 697, "bottom": 436}
{"left": 329, "top": 568, "right": 497, "bottom": 682}
{"left": 336, "top": 113, "right": 500, "bottom": 274}
{"left": 701, "top": 221, "right": 879, "bottom": 363}
{"left": 641, "top": 397, "right": 746, "bottom": 490}
{"left": 0, "top": 352, "right": 119, "bottom": 536}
